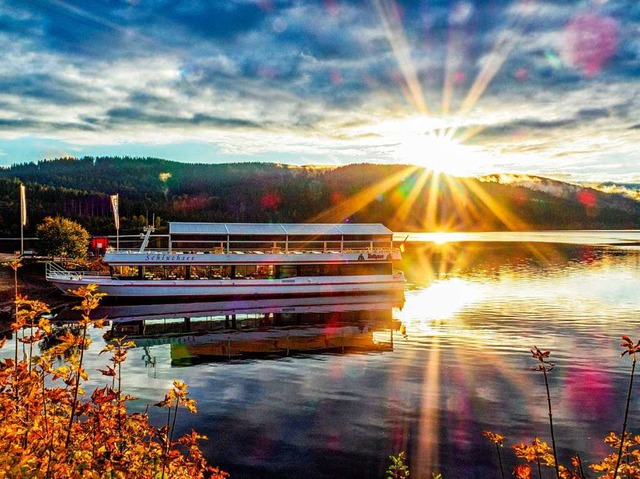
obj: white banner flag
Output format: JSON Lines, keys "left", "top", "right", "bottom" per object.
{"left": 19, "top": 184, "right": 26, "bottom": 226}
{"left": 110, "top": 194, "right": 120, "bottom": 230}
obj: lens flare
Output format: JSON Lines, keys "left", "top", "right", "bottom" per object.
{"left": 372, "top": 0, "right": 539, "bottom": 169}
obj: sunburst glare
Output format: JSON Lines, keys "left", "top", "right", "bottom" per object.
{"left": 372, "top": 0, "right": 538, "bottom": 174}
{"left": 305, "top": 0, "right": 543, "bottom": 237}
{"left": 394, "top": 131, "right": 485, "bottom": 177}
{"left": 398, "top": 278, "right": 484, "bottom": 323}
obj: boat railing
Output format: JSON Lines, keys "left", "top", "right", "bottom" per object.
{"left": 106, "top": 247, "right": 167, "bottom": 253}
{"left": 102, "top": 231, "right": 400, "bottom": 255}
{"left": 45, "top": 262, "right": 110, "bottom": 280}
{"left": 166, "top": 239, "right": 397, "bottom": 255}
{"left": 101, "top": 231, "right": 402, "bottom": 256}
{"left": 106, "top": 245, "right": 401, "bottom": 256}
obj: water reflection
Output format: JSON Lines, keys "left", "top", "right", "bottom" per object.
{"left": 396, "top": 230, "right": 640, "bottom": 246}
{"left": 4, "top": 239, "right": 640, "bottom": 478}
{"left": 90, "top": 295, "right": 405, "bottom": 366}
{"left": 393, "top": 242, "right": 640, "bottom": 478}
{"left": 401, "top": 240, "right": 612, "bottom": 287}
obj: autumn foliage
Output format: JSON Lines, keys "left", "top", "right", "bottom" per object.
{"left": 483, "top": 337, "right": 640, "bottom": 479}
{"left": 0, "top": 267, "right": 227, "bottom": 478}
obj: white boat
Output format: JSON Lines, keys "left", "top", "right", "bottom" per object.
{"left": 46, "top": 222, "right": 405, "bottom": 299}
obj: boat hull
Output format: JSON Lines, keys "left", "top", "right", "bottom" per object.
{"left": 49, "top": 274, "right": 406, "bottom": 299}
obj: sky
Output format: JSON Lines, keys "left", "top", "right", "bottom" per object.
{"left": 1, "top": 0, "right": 639, "bottom": 183}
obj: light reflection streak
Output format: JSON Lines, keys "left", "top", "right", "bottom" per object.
{"left": 395, "top": 275, "right": 544, "bottom": 472}
{"left": 41, "top": 0, "right": 168, "bottom": 59}
{"left": 392, "top": 273, "right": 593, "bottom": 475}
{"left": 46, "top": 0, "right": 131, "bottom": 35}
{"left": 398, "top": 279, "right": 484, "bottom": 322}
{"left": 402, "top": 241, "right": 471, "bottom": 287}
{"left": 396, "top": 248, "right": 640, "bottom": 369}
{"left": 396, "top": 230, "right": 640, "bottom": 245}
{"left": 393, "top": 320, "right": 540, "bottom": 475}
{"left": 415, "top": 335, "right": 440, "bottom": 479}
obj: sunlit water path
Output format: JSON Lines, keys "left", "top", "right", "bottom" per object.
{"left": 5, "top": 234, "right": 640, "bottom": 478}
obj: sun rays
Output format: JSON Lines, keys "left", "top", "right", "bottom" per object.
{"left": 372, "top": 0, "right": 430, "bottom": 114}
{"left": 308, "top": 164, "right": 421, "bottom": 223}
{"left": 372, "top": 0, "right": 538, "bottom": 175}
{"left": 393, "top": 129, "right": 482, "bottom": 177}
{"left": 304, "top": 0, "right": 566, "bottom": 279}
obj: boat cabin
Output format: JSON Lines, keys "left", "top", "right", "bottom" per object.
{"left": 167, "top": 222, "right": 395, "bottom": 254}
{"left": 106, "top": 222, "right": 399, "bottom": 282}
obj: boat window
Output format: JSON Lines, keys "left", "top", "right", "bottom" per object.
{"left": 321, "top": 264, "right": 341, "bottom": 276}
{"left": 277, "top": 265, "right": 297, "bottom": 279}
{"left": 339, "top": 263, "right": 393, "bottom": 275}
{"left": 298, "top": 265, "right": 320, "bottom": 276}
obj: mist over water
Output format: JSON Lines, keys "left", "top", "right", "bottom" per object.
{"left": 6, "top": 234, "right": 640, "bottom": 478}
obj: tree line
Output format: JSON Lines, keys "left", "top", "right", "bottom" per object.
{"left": 0, "top": 156, "right": 639, "bottom": 238}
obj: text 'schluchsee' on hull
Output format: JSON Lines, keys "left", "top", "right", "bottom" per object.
{"left": 46, "top": 222, "right": 405, "bottom": 300}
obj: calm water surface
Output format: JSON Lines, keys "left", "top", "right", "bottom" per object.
{"left": 7, "top": 234, "right": 640, "bottom": 478}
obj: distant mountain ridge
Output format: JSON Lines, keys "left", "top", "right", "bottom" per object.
{"left": 478, "top": 174, "right": 640, "bottom": 214}
{"left": 0, "top": 157, "right": 638, "bottom": 237}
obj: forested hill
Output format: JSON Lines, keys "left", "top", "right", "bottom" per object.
{"left": 0, "top": 156, "right": 639, "bottom": 237}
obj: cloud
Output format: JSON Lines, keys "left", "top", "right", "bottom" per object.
{"left": 103, "top": 107, "right": 265, "bottom": 130}
{"left": 0, "top": 0, "right": 638, "bottom": 181}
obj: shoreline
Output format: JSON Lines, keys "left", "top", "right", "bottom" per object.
{"left": 0, "top": 258, "right": 74, "bottom": 318}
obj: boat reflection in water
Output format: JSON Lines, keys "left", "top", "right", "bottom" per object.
{"left": 96, "top": 294, "right": 404, "bottom": 365}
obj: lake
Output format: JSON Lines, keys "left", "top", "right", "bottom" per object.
{"left": 6, "top": 232, "right": 640, "bottom": 478}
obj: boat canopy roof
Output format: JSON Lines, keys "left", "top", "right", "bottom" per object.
{"left": 169, "top": 222, "right": 393, "bottom": 237}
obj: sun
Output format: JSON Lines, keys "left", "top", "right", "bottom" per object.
{"left": 395, "top": 131, "right": 482, "bottom": 176}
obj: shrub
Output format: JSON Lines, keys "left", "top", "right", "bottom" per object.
{"left": 36, "top": 216, "right": 90, "bottom": 259}
{"left": 0, "top": 264, "right": 227, "bottom": 479}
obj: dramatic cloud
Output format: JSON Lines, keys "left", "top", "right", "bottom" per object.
{"left": 0, "top": 0, "right": 639, "bottom": 181}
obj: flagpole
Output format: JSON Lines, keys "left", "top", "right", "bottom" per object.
{"left": 19, "top": 184, "right": 26, "bottom": 256}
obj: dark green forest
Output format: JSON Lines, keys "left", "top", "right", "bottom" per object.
{"left": 0, "top": 156, "right": 639, "bottom": 238}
